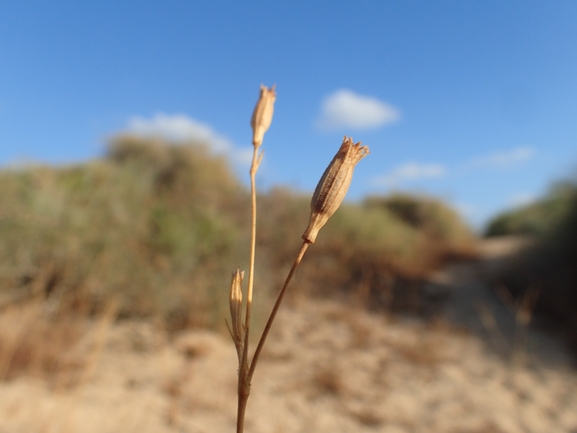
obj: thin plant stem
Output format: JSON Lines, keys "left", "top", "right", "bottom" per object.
{"left": 236, "top": 145, "right": 260, "bottom": 433}
{"left": 248, "top": 241, "right": 309, "bottom": 381}
{"left": 242, "top": 146, "right": 260, "bottom": 364}
{"left": 236, "top": 375, "right": 249, "bottom": 433}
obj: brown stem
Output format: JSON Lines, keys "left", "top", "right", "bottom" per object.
{"left": 236, "top": 371, "right": 250, "bottom": 433}
{"left": 248, "top": 241, "right": 309, "bottom": 381}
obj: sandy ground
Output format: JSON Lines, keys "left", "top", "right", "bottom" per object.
{"left": 1, "top": 237, "right": 576, "bottom": 433}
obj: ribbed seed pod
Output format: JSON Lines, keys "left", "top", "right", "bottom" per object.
{"left": 250, "top": 84, "right": 276, "bottom": 148}
{"left": 302, "top": 136, "right": 369, "bottom": 244}
{"left": 229, "top": 269, "right": 245, "bottom": 346}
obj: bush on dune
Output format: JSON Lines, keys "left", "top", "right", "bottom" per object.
{"left": 0, "top": 136, "right": 247, "bottom": 330}
{"left": 0, "top": 138, "right": 477, "bottom": 327}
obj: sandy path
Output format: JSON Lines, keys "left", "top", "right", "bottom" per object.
{"left": 429, "top": 236, "right": 571, "bottom": 367}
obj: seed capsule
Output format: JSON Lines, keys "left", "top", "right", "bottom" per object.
{"left": 250, "top": 85, "right": 276, "bottom": 148}
{"left": 302, "top": 136, "right": 369, "bottom": 243}
{"left": 229, "top": 269, "right": 245, "bottom": 345}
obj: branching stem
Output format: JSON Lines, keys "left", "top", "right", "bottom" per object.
{"left": 235, "top": 240, "right": 309, "bottom": 433}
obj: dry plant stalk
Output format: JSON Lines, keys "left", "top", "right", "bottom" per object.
{"left": 229, "top": 85, "right": 369, "bottom": 433}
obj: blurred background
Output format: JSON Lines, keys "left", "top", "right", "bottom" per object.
{"left": 0, "top": 1, "right": 576, "bottom": 432}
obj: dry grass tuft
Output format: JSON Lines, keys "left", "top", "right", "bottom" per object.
{"left": 0, "top": 300, "right": 116, "bottom": 389}
{"left": 0, "top": 303, "right": 84, "bottom": 384}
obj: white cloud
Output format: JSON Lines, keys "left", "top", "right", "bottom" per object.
{"left": 508, "top": 192, "right": 537, "bottom": 207}
{"left": 316, "top": 89, "right": 400, "bottom": 130}
{"left": 373, "top": 162, "right": 446, "bottom": 187}
{"left": 372, "top": 146, "right": 534, "bottom": 190}
{"left": 466, "top": 146, "right": 535, "bottom": 169}
{"left": 125, "top": 113, "right": 251, "bottom": 167}
{"left": 127, "top": 113, "right": 233, "bottom": 152}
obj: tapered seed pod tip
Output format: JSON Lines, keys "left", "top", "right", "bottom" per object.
{"left": 302, "top": 136, "right": 369, "bottom": 244}
{"left": 251, "top": 84, "right": 276, "bottom": 148}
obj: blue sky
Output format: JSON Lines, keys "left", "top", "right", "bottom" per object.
{"left": 1, "top": 1, "right": 576, "bottom": 229}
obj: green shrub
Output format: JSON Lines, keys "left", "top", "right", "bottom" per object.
{"left": 485, "top": 181, "right": 576, "bottom": 237}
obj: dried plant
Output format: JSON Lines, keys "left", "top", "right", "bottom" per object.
{"left": 227, "top": 85, "right": 369, "bottom": 433}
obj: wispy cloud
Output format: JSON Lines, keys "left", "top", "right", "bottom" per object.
{"left": 508, "top": 192, "right": 537, "bottom": 207}
{"left": 373, "top": 162, "right": 446, "bottom": 187}
{"left": 127, "top": 113, "right": 232, "bottom": 151}
{"left": 316, "top": 89, "right": 400, "bottom": 130}
{"left": 464, "top": 146, "right": 535, "bottom": 170}
{"left": 125, "top": 113, "right": 251, "bottom": 166}
{"left": 373, "top": 145, "right": 535, "bottom": 190}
